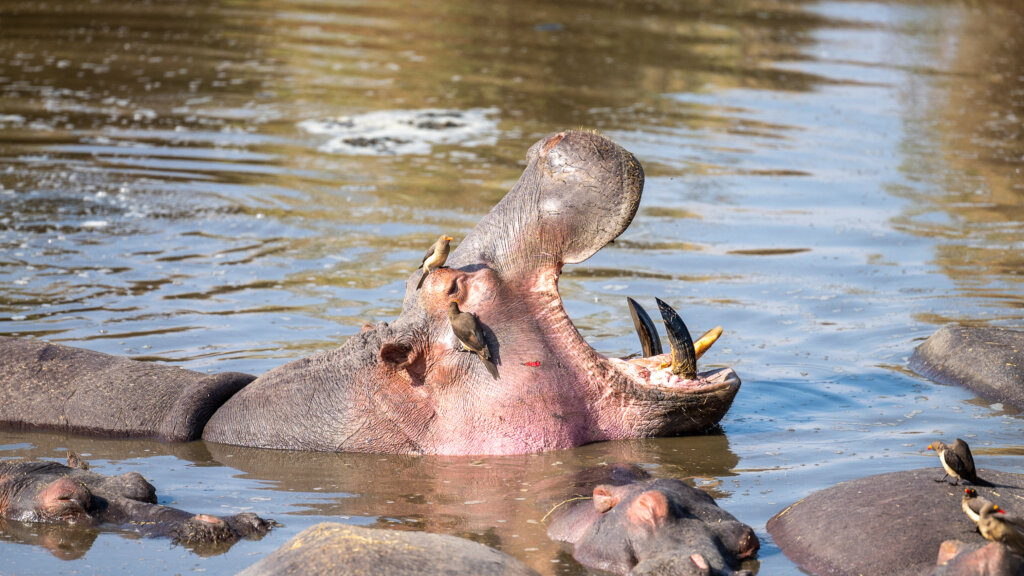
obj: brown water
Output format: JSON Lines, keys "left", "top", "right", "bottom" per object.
{"left": 1, "top": 0, "right": 1023, "bottom": 574}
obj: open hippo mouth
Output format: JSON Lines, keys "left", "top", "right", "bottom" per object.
{"left": 203, "top": 130, "right": 741, "bottom": 455}
{"left": 612, "top": 297, "right": 737, "bottom": 399}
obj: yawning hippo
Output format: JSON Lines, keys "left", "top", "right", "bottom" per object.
{"left": 0, "top": 131, "right": 740, "bottom": 455}
{"left": 0, "top": 453, "right": 273, "bottom": 555}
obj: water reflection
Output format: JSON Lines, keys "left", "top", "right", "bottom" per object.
{"left": 890, "top": 1, "right": 1024, "bottom": 320}
{"left": 2, "top": 0, "right": 1024, "bottom": 574}
{"left": 0, "top": 519, "right": 99, "bottom": 561}
{"left": 1, "top": 431, "right": 739, "bottom": 573}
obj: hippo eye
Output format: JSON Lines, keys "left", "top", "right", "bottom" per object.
{"left": 446, "top": 278, "right": 460, "bottom": 297}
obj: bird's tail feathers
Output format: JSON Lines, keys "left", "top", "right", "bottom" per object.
{"left": 481, "top": 357, "right": 499, "bottom": 380}
{"left": 416, "top": 269, "right": 429, "bottom": 289}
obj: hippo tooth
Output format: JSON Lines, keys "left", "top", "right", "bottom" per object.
{"left": 655, "top": 298, "right": 697, "bottom": 380}
{"left": 626, "top": 297, "right": 663, "bottom": 358}
{"left": 694, "top": 326, "right": 723, "bottom": 361}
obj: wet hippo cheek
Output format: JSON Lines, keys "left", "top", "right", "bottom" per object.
{"left": 37, "top": 478, "right": 93, "bottom": 523}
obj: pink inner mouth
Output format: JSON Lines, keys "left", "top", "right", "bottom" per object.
{"left": 611, "top": 357, "right": 739, "bottom": 391}
{"left": 530, "top": 267, "right": 738, "bottom": 397}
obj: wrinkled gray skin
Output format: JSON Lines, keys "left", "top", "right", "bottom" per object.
{"left": 0, "top": 456, "right": 273, "bottom": 555}
{"left": 546, "top": 464, "right": 758, "bottom": 576}
{"left": 0, "top": 336, "right": 254, "bottom": 442}
{"left": 911, "top": 325, "right": 1024, "bottom": 411}
{"left": 0, "top": 131, "right": 740, "bottom": 456}
{"left": 238, "top": 522, "right": 540, "bottom": 576}
{"left": 767, "top": 468, "right": 1024, "bottom": 576}
{"left": 929, "top": 540, "right": 1024, "bottom": 576}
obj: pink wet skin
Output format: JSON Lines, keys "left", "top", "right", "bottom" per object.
{"left": 202, "top": 130, "right": 741, "bottom": 455}
{"left": 402, "top": 262, "right": 740, "bottom": 455}
{"left": 36, "top": 477, "right": 93, "bottom": 523}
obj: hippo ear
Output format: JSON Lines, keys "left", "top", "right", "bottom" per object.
{"left": 593, "top": 484, "right": 620, "bottom": 513}
{"left": 628, "top": 490, "right": 669, "bottom": 528}
{"left": 380, "top": 341, "right": 417, "bottom": 371}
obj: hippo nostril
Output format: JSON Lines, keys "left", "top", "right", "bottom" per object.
{"left": 541, "top": 132, "right": 565, "bottom": 154}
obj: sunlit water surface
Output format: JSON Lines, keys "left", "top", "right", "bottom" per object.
{"left": 1, "top": 0, "right": 1023, "bottom": 574}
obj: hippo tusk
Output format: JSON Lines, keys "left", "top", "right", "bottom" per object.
{"left": 627, "top": 297, "right": 663, "bottom": 358}
{"left": 694, "top": 326, "right": 723, "bottom": 361}
{"left": 655, "top": 298, "right": 697, "bottom": 379}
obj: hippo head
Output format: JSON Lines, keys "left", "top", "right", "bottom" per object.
{"left": 548, "top": 478, "right": 758, "bottom": 575}
{"left": 0, "top": 464, "right": 98, "bottom": 526}
{"left": 204, "top": 131, "right": 740, "bottom": 455}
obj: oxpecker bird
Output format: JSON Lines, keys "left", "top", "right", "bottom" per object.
{"left": 977, "top": 502, "right": 1024, "bottom": 556}
{"left": 417, "top": 235, "right": 453, "bottom": 289}
{"left": 962, "top": 488, "right": 995, "bottom": 524}
{"left": 448, "top": 301, "right": 499, "bottom": 379}
{"left": 927, "top": 439, "right": 989, "bottom": 486}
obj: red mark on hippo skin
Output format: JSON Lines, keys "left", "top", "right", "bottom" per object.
{"left": 541, "top": 133, "right": 564, "bottom": 154}
{"left": 690, "top": 553, "right": 709, "bottom": 570}
{"left": 524, "top": 361, "right": 541, "bottom": 367}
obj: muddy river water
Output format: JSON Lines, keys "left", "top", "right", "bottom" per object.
{"left": 1, "top": 0, "right": 1023, "bottom": 574}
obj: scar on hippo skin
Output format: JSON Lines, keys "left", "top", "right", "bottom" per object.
{"left": 546, "top": 468, "right": 758, "bottom": 576}
{"left": 0, "top": 454, "right": 275, "bottom": 557}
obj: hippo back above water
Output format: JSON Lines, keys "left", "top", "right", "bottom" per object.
{"left": 0, "top": 131, "right": 740, "bottom": 456}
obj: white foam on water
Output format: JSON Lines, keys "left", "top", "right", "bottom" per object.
{"left": 298, "top": 107, "right": 500, "bottom": 156}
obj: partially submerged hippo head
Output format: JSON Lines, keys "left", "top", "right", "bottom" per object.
{"left": 547, "top": 474, "right": 758, "bottom": 575}
{"left": 204, "top": 130, "right": 741, "bottom": 455}
{"left": 0, "top": 454, "right": 273, "bottom": 557}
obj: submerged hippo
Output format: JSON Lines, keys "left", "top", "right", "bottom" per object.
{"left": 767, "top": 468, "right": 1024, "bottom": 576}
{"left": 0, "top": 453, "right": 273, "bottom": 555}
{"left": 911, "top": 325, "right": 1024, "bottom": 411}
{"left": 239, "top": 522, "right": 540, "bottom": 576}
{"left": 545, "top": 464, "right": 758, "bottom": 575}
{"left": 0, "top": 131, "right": 740, "bottom": 455}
